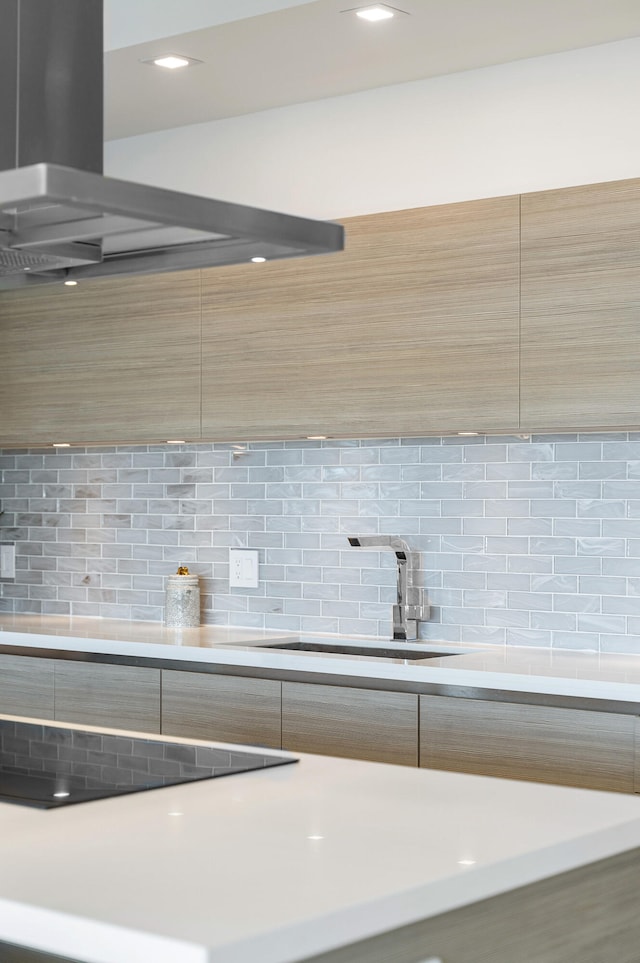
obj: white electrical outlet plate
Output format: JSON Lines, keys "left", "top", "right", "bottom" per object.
{"left": 229, "top": 549, "right": 259, "bottom": 588}
{"left": 0, "top": 544, "right": 16, "bottom": 579}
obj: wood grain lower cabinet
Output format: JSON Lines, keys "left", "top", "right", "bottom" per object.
{"left": 0, "top": 654, "right": 54, "bottom": 719}
{"left": 161, "top": 671, "right": 282, "bottom": 749}
{"left": 282, "top": 682, "right": 418, "bottom": 766}
{"left": 54, "top": 661, "right": 160, "bottom": 733}
{"left": 302, "top": 847, "right": 640, "bottom": 963}
{"left": 633, "top": 718, "right": 640, "bottom": 794}
{"left": 420, "top": 695, "right": 636, "bottom": 793}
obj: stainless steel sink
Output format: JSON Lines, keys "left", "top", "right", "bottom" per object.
{"left": 258, "top": 640, "right": 464, "bottom": 661}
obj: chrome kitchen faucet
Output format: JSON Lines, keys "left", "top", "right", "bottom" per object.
{"left": 347, "top": 536, "right": 429, "bottom": 641}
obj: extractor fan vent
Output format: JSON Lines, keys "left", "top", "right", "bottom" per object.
{"left": 0, "top": 247, "right": 78, "bottom": 275}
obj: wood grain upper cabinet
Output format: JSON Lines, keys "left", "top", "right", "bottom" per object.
{"left": 54, "top": 661, "right": 161, "bottom": 733}
{"left": 0, "top": 271, "right": 201, "bottom": 446}
{"left": 420, "top": 695, "right": 636, "bottom": 793}
{"left": 520, "top": 178, "right": 640, "bottom": 430}
{"left": 0, "top": 654, "right": 54, "bottom": 719}
{"left": 162, "top": 670, "right": 282, "bottom": 749}
{"left": 282, "top": 682, "right": 418, "bottom": 766}
{"left": 200, "top": 199, "right": 520, "bottom": 440}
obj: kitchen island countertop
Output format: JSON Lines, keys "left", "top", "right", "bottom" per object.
{"left": 0, "top": 712, "right": 640, "bottom": 963}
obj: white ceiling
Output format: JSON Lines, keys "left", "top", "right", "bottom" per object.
{"left": 104, "top": 0, "right": 640, "bottom": 141}
{"left": 103, "top": 0, "right": 317, "bottom": 51}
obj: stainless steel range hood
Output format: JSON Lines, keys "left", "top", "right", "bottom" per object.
{"left": 0, "top": 0, "right": 344, "bottom": 289}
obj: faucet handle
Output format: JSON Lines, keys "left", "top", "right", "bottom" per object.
{"left": 404, "top": 588, "right": 430, "bottom": 622}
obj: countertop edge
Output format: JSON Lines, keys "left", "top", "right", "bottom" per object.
{"left": 2, "top": 816, "right": 640, "bottom": 963}
{"left": 1, "top": 623, "right": 640, "bottom": 705}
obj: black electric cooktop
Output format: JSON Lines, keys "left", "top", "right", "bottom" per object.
{"left": 0, "top": 719, "right": 297, "bottom": 809}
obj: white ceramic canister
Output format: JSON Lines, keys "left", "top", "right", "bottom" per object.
{"left": 164, "top": 569, "right": 200, "bottom": 627}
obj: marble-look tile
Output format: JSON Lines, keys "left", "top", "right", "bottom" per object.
{"left": 2, "top": 433, "right": 640, "bottom": 649}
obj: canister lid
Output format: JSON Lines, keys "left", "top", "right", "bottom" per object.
{"left": 167, "top": 573, "right": 199, "bottom": 584}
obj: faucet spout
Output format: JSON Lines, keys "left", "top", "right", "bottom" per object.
{"left": 347, "top": 536, "right": 428, "bottom": 641}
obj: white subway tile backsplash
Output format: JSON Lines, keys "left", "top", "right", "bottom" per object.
{"left": 485, "top": 536, "right": 530, "bottom": 554}
{"left": 2, "top": 433, "right": 640, "bottom": 652}
{"left": 531, "top": 575, "right": 578, "bottom": 594}
{"left": 600, "top": 633, "right": 640, "bottom": 654}
{"left": 441, "top": 535, "right": 484, "bottom": 553}
{"left": 602, "top": 557, "right": 640, "bottom": 576}
{"left": 463, "top": 553, "right": 507, "bottom": 572}
{"left": 603, "top": 442, "right": 640, "bottom": 460}
{"left": 507, "top": 518, "right": 552, "bottom": 536}
{"left": 551, "top": 631, "right": 599, "bottom": 651}
{"left": 509, "top": 591, "right": 553, "bottom": 611}
{"left": 463, "top": 518, "right": 507, "bottom": 535}
{"left": 578, "top": 613, "right": 627, "bottom": 634}
{"left": 531, "top": 462, "right": 578, "bottom": 479}
{"left": 553, "top": 519, "right": 601, "bottom": 537}
{"left": 464, "top": 445, "right": 507, "bottom": 463}
{"left": 554, "top": 594, "right": 601, "bottom": 613}
{"left": 601, "top": 596, "right": 640, "bottom": 615}
{"left": 531, "top": 611, "right": 576, "bottom": 631}
{"left": 486, "top": 608, "right": 529, "bottom": 628}
{"left": 556, "top": 442, "right": 602, "bottom": 461}
{"left": 441, "top": 606, "right": 485, "bottom": 625}
{"left": 579, "top": 461, "right": 627, "bottom": 479}
{"left": 443, "top": 463, "right": 484, "bottom": 480}
{"left": 506, "top": 628, "right": 552, "bottom": 647}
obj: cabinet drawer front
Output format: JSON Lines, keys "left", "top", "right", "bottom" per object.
{"left": 420, "top": 695, "right": 635, "bottom": 793}
{"left": 282, "top": 682, "right": 418, "bottom": 766}
{"left": 162, "top": 671, "right": 281, "bottom": 749}
{"left": 54, "top": 661, "right": 160, "bottom": 733}
{"left": 0, "top": 654, "right": 54, "bottom": 720}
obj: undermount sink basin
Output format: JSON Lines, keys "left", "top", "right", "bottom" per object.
{"left": 258, "top": 641, "right": 464, "bottom": 661}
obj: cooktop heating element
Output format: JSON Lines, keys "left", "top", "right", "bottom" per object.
{"left": 0, "top": 719, "right": 297, "bottom": 808}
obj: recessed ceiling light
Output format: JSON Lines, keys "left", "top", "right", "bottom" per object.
{"left": 457, "top": 431, "right": 480, "bottom": 437}
{"left": 354, "top": 4, "right": 396, "bottom": 21}
{"left": 457, "top": 858, "right": 476, "bottom": 866}
{"left": 64, "top": 279, "right": 78, "bottom": 286}
{"left": 250, "top": 256, "right": 267, "bottom": 263}
{"left": 53, "top": 791, "right": 70, "bottom": 798}
{"left": 166, "top": 440, "right": 186, "bottom": 445}
{"left": 143, "top": 55, "right": 203, "bottom": 70}
{"left": 168, "top": 811, "right": 184, "bottom": 816}
{"left": 52, "top": 443, "right": 71, "bottom": 448}
{"left": 307, "top": 834, "right": 325, "bottom": 840}
{"left": 306, "top": 435, "right": 328, "bottom": 440}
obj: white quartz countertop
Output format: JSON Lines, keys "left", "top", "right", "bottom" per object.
{"left": 1, "top": 614, "right": 640, "bottom": 704}
{"left": 1, "top": 713, "right": 640, "bottom": 963}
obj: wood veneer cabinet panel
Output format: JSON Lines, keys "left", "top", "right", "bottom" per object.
{"left": 420, "top": 695, "right": 635, "bottom": 793}
{"left": 634, "top": 717, "right": 640, "bottom": 793}
{"left": 0, "top": 271, "right": 201, "bottom": 446}
{"left": 521, "top": 178, "right": 640, "bottom": 429}
{"left": 0, "top": 654, "right": 54, "bottom": 719}
{"left": 54, "top": 661, "right": 160, "bottom": 733}
{"left": 161, "top": 670, "right": 281, "bottom": 749}
{"left": 200, "top": 199, "right": 520, "bottom": 440}
{"left": 282, "top": 682, "right": 418, "bottom": 766}
{"left": 303, "top": 847, "right": 640, "bottom": 963}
